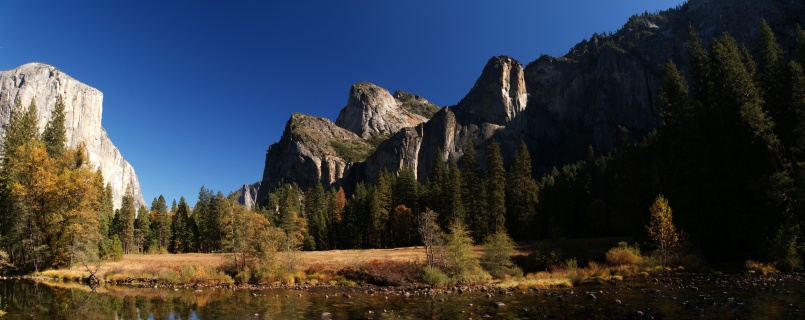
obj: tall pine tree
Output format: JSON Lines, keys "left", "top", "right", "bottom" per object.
{"left": 42, "top": 95, "right": 67, "bottom": 158}
{"left": 506, "top": 141, "right": 539, "bottom": 240}
{"left": 485, "top": 140, "right": 506, "bottom": 236}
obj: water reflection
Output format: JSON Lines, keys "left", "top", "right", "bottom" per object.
{"left": 0, "top": 273, "right": 803, "bottom": 319}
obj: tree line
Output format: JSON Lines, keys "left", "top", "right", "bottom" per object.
{"left": 535, "top": 21, "right": 805, "bottom": 266}
{"left": 1, "top": 21, "right": 803, "bottom": 274}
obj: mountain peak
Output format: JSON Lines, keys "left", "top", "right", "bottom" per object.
{"left": 457, "top": 55, "right": 527, "bottom": 125}
{"left": 335, "top": 82, "right": 434, "bottom": 138}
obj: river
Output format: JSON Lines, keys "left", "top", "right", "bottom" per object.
{"left": 0, "top": 273, "right": 803, "bottom": 319}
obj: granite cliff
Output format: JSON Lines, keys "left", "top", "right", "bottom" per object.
{"left": 335, "top": 82, "right": 438, "bottom": 139}
{"left": 0, "top": 63, "right": 145, "bottom": 208}
{"left": 257, "top": 0, "right": 805, "bottom": 206}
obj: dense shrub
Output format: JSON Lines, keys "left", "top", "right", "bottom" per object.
{"left": 422, "top": 266, "right": 449, "bottom": 288}
{"left": 605, "top": 242, "right": 644, "bottom": 266}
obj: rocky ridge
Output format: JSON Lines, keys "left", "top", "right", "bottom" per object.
{"left": 0, "top": 63, "right": 145, "bottom": 208}
{"left": 335, "top": 82, "right": 438, "bottom": 139}
{"left": 257, "top": 0, "right": 805, "bottom": 206}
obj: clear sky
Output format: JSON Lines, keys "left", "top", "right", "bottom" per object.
{"left": 0, "top": 0, "right": 685, "bottom": 206}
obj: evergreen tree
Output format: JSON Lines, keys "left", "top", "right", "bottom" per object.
{"left": 443, "top": 220, "right": 483, "bottom": 280}
{"left": 42, "top": 95, "right": 67, "bottom": 158}
{"left": 485, "top": 140, "right": 506, "bottom": 235}
{"left": 170, "top": 197, "right": 196, "bottom": 253}
{"left": 481, "top": 229, "right": 521, "bottom": 278}
{"left": 367, "top": 170, "right": 392, "bottom": 248}
{"left": 759, "top": 19, "right": 796, "bottom": 148}
{"left": 447, "top": 156, "right": 465, "bottom": 228}
{"left": 425, "top": 149, "right": 448, "bottom": 218}
{"left": 393, "top": 167, "right": 419, "bottom": 211}
{"left": 305, "top": 182, "right": 328, "bottom": 250}
{"left": 119, "top": 189, "right": 136, "bottom": 254}
{"left": 326, "top": 187, "right": 346, "bottom": 249}
{"left": 659, "top": 60, "right": 693, "bottom": 132}
{"left": 149, "top": 195, "right": 170, "bottom": 253}
{"left": 506, "top": 141, "right": 539, "bottom": 240}
{"left": 134, "top": 204, "right": 151, "bottom": 253}
{"left": 193, "top": 186, "right": 214, "bottom": 252}
{"left": 461, "top": 140, "right": 486, "bottom": 240}
{"left": 341, "top": 182, "right": 368, "bottom": 248}
{"left": 688, "top": 25, "right": 711, "bottom": 102}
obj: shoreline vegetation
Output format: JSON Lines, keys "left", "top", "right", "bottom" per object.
{"left": 27, "top": 239, "right": 785, "bottom": 292}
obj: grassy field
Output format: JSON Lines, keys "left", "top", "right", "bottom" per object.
{"left": 36, "top": 239, "right": 651, "bottom": 288}
{"left": 105, "top": 247, "right": 429, "bottom": 272}
{"left": 38, "top": 247, "right": 435, "bottom": 285}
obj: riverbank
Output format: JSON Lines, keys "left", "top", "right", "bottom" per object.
{"left": 12, "top": 272, "right": 804, "bottom": 319}
{"left": 32, "top": 244, "right": 670, "bottom": 291}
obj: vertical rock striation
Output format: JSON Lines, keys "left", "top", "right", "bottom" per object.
{"left": 0, "top": 63, "right": 145, "bottom": 208}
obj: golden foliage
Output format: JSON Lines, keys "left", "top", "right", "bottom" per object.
{"left": 646, "top": 195, "right": 680, "bottom": 266}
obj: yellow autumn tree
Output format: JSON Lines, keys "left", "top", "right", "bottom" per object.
{"left": 646, "top": 195, "right": 680, "bottom": 266}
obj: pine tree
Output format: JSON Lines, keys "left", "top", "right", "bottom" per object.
{"left": 305, "top": 182, "right": 328, "bottom": 250}
{"left": 506, "top": 141, "right": 539, "bottom": 240}
{"left": 658, "top": 60, "right": 693, "bottom": 132}
{"left": 759, "top": 19, "right": 795, "bottom": 146}
{"left": 134, "top": 204, "right": 151, "bottom": 253}
{"left": 444, "top": 220, "right": 482, "bottom": 279}
{"left": 393, "top": 166, "right": 419, "bottom": 211}
{"left": 485, "top": 141, "right": 506, "bottom": 235}
{"left": 447, "top": 156, "right": 465, "bottom": 228}
{"left": 42, "top": 95, "right": 67, "bottom": 158}
{"left": 170, "top": 197, "right": 197, "bottom": 253}
{"left": 149, "top": 195, "right": 170, "bottom": 253}
{"left": 119, "top": 189, "right": 136, "bottom": 254}
{"left": 367, "top": 170, "right": 392, "bottom": 248}
{"left": 481, "top": 229, "right": 521, "bottom": 278}
{"left": 461, "top": 140, "right": 486, "bottom": 241}
{"left": 341, "top": 182, "right": 367, "bottom": 248}
{"left": 688, "top": 25, "right": 711, "bottom": 102}
{"left": 426, "top": 149, "right": 448, "bottom": 218}
{"left": 208, "top": 191, "right": 228, "bottom": 252}
{"left": 193, "top": 186, "right": 214, "bottom": 252}
{"left": 326, "top": 187, "right": 346, "bottom": 249}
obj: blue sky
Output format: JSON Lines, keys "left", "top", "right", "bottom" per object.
{"left": 0, "top": 0, "right": 684, "bottom": 206}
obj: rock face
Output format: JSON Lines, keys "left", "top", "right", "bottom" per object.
{"left": 256, "top": 84, "right": 439, "bottom": 205}
{"left": 335, "top": 82, "right": 438, "bottom": 138}
{"left": 256, "top": 113, "right": 371, "bottom": 202}
{"left": 257, "top": 0, "right": 805, "bottom": 204}
{"left": 236, "top": 182, "right": 260, "bottom": 210}
{"left": 0, "top": 63, "right": 145, "bottom": 208}
{"left": 457, "top": 56, "right": 527, "bottom": 125}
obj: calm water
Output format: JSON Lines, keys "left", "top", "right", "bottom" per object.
{"left": 0, "top": 273, "right": 803, "bottom": 319}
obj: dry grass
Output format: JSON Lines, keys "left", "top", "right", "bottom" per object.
{"left": 40, "top": 249, "right": 429, "bottom": 286}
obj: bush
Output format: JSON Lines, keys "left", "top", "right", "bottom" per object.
{"left": 481, "top": 230, "right": 522, "bottom": 278}
{"left": 234, "top": 267, "right": 252, "bottom": 285}
{"left": 422, "top": 266, "right": 449, "bottom": 288}
{"left": 338, "top": 259, "right": 421, "bottom": 286}
{"left": 605, "top": 242, "right": 644, "bottom": 266}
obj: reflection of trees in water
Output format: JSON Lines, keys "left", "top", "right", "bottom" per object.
{"left": 5, "top": 277, "right": 804, "bottom": 319}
